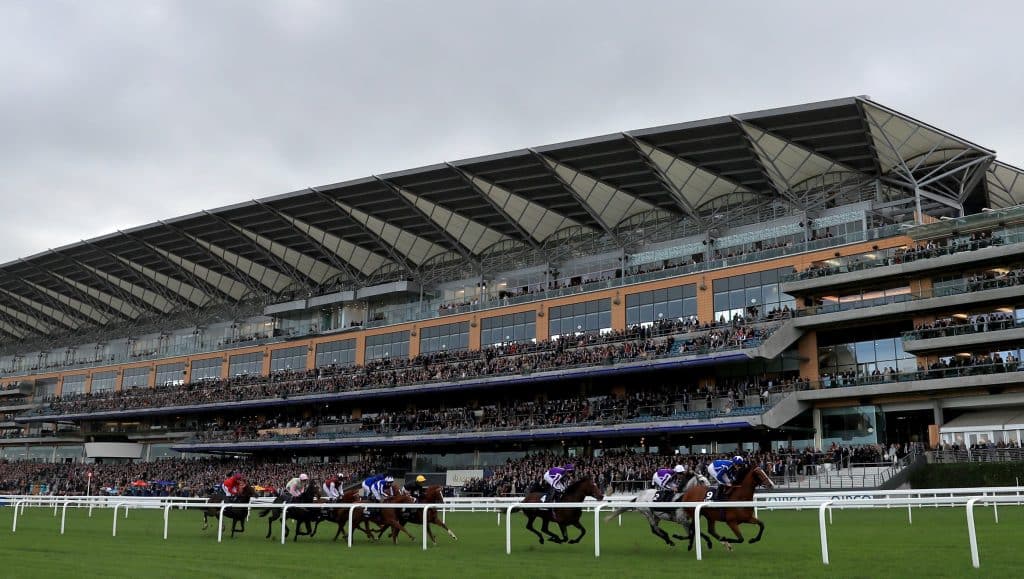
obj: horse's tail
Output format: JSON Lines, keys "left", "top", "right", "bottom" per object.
{"left": 603, "top": 498, "right": 637, "bottom": 522}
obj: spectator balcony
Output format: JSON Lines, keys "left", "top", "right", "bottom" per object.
{"left": 791, "top": 272, "right": 1024, "bottom": 328}
{"left": 902, "top": 316, "right": 1024, "bottom": 353}
{"left": 781, "top": 226, "right": 1024, "bottom": 296}
{"left": 18, "top": 325, "right": 778, "bottom": 423}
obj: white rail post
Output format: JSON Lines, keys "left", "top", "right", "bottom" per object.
{"left": 11, "top": 500, "right": 21, "bottom": 533}
{"left": 497, "top": 510, "right": 501, "bottom": 526}
{"left": 505, "top": 504, "right": 516, "bottom": 555}
{"left": 217, "top": 504, "right": 228, "bottom": 543}
{"left": 53, "top": 499, "right": 59, "bottom": 517}
{"left": 280, "top": 505, "right": 289, "bottom": 545}
{"left": 593, "top": 503, "right": 603, "bottom": 558}
{"left": 163, "top": 504, "right": 172, "bottom": 539}
{"left": 694, "top": 504, "right": 705, "bottom": 561}
{"left": 907, "top": 502, "right": 912, "bottom": 525}
{"left": 124, "top": 504, "right": 129, "bottom": 519}
{"left": 347, "top": 505, "right": 356, "bottom": 548}
{"left": 992, "top": 496, "right": 999, "bottom": 524}
{"left": 422, "top": 505, "right": 431, "bottom": 550}
{"left": 966, "top": 497, "right": 981, "bottom": 569}
{"left": 819, "top": 501, "right": 833, "bottom": 565}
{"left": 88, "top": 500, "right": 94, "bottom": 518}
{"left": 60, "top": 498, "right": 69, "bottom": 535}
{"left": 112, "top": 502, "right": 125, "bottom": 537}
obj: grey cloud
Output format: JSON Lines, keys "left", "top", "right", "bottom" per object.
{"left": 1, "top": 0, "right": 1022, "bottom": 261}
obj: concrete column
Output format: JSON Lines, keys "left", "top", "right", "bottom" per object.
{"left": 812, "top": 407, "right": 823, "bottom": 450}
{"left": 932, "top": 399, "right": 943, "bottom": 426}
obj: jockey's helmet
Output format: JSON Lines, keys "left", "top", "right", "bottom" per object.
{"left": 384, "top": 475, "right": 395, "bottom": 483}
{"left": 415, "top": 475, "right": 426, "bottom": 483}
{"left": 732, "top": 456, "right": 746, "bottom": 465}
{"left": 337, "top": 473, "right": 346, "bottom": 479}
{"left": 299, "top": 473, "right": 309, "bottom": 481}
{"left": 563, "top": 464, "right": 575, "bottom": 472}
{"left": 673, "top": 464, "right": 686, "bottom": 474}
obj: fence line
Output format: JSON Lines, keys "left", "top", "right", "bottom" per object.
{"left": 5, "top": 489, "right": 1023, "bottom": 568}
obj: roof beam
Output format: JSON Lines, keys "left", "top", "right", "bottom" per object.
{"left": 200, "top": 210, "right": 314, "bottom": 292}
{"left": 527, "top": 149, "right": 622, "bottom": 245}
{"left": 80, "top": 240, "right": 189, "bottom": 312}
{"left": 116, "top": 231, "right": 234, "bottom": 303}
{"left": 0, "top": 288, "right": 82, "bottom": 331}
{"left": 307, "top": 187, "right": 418, "bottom": 277}
{"left": 47, "top": 250, "right": 158, "bottom": 317}
{"left": 4, "top": 280, "right": 91, "bottom": 329}
{"left": 17, "top": 259, "right": 126, "bottom": 323}
{"left": 623, "top": 134, "right": 706, "bottom": 225}
{"left": 157, "top": 221, "right": 268, "bottom": 297}
{"left": 445, "top": 164, "right": 542, "bottom": 251}
{"left": 252, "top": 200, "right": 364, "bottom": 286}
{"left": 373, "top": 177, "right": 480, "bottom": 268}
{"left": 731, "top": 117, "right": 804, "bottom": 210}
{"left": 0, "top": 304, "right": 45, "bottom": 338}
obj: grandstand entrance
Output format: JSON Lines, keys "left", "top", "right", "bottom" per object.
{"left": 883, "top": 410, "right": 931, "bottom": 446}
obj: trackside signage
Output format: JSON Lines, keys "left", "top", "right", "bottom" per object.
{"left": 446, "top": 469, "right": 484, "bottom": 487}
{"left": 760, "top": 493, "right": 875, "bottom": 502}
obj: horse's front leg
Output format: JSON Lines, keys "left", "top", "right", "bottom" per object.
{"left": 202, "top": 512, "right": 209, "bottom": 531}
{"left": 725, "top": 520, "right": 745, "bottom": 544}
{"left": 524, "top": 514, "right": 545, "bottom": 544}
{"left": 747, "top": 516, "right": 766, "bottom": 543}
{"left": 540, "top": 517, "right": 562, "bottom": 543}
{"left": 706, "top": 519, "right": 734, "bottom": 551}
{"left": 567, "top": 520, "right": 586, "bottom": 544}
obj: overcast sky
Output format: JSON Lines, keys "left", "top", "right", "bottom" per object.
{"left": 1, "top": 0, "right": 1021, "bottom": 263}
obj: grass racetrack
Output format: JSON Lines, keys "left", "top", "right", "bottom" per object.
{"left": 2, "top": 503, "right": 1020, "bottom": 578}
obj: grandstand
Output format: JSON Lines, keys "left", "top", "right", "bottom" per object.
{"left": 2, "top": 95, "right": 1024, "bottom": 492}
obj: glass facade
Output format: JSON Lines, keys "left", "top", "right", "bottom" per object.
{"left": 156, "top": 362, "right": 186, "bottom": 386}
{"left": 713, "top": 267, "right": 795, "bottom": 322}
{"left": 270, "top": 346, "right": 308, "bottom": 372}
{"left": 419, "top": 322, "right": 470, "bottom": 354}
{"left": 228, "top": 352, "right": 263, "bottom": 377}
{"left": 315, "top": 339, "right": 356, "bottom": 368}
{"left": 481, "top": 311, "right": 536, "bottom": 346}
{"left": 61, "top": 374, "right": 86, "bottom": 395}
{"left": 190, "top": 357, "right": 222, "bottom": 381}
{"left": 626, "top": 284, "right": 697, "bottom": 326}
{"left": 818, "top": 337, "right": 917, "bottom": 377}
{"left": 91, "top": 371, "right": 117, "bottom": 393}
{"left": 821, "top": 405, "right": 884, "bottom": 447}
{"left": 122, "top": 367, "right": 150, "bottom": 389}
{"left": 365, "top": 331, "right": 410, "bottom": 361}
{"left": 548, "top": 298, "right": 612, "bottom": 339}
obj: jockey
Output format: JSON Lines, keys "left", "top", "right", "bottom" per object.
{"left": 322, "top": 473, "right": 346, "bottom": 501}
{"left": 222, "top": 472, "right": 244, "bottom": 499}
{"left": 369, "top": 475, "right": 395, "bottom": 502}
{"left": 652, "top": 465, "right": 686, "bottom": 501}
{"left": 361, "top": 474, "right": 384, "bottom": 500}
{"left": 542, "top": 463, "right": 574, "bottom": 502}
{"left": 707, "top": 456, "right": 745, "bottom": 499}
{"left": 404, "top": 475, "right": 427, "bottom": 500}
{"left": 285, "top": 473, "right": 309, "bottom": 500}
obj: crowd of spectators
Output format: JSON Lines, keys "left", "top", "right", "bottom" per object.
{"left": 794, "top": 231, "right": 1003, "bottom": 281}
{"left": 37, "top": 321, "right": 777, "bottom": 417}
{"left": 820, "top": 349, "right": 1023, "bottom": 388}
{"left": 965, "top": 266, "right": 1024, "bottom": 292}
{"left": 909, "top": 310, "right": 1017, "bottom": 339}
{"left": 460, "top": 443, "right": 899, "bottom": 496}
{"left": 0, "top": 456, "right": 391, "bottom": 496}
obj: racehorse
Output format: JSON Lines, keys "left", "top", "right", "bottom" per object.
{"left": 321, "top": 487, "right": 416, "bottom": 544}
{"left": 604, "top": 474, "right": 713, "bottom": 550}
{"left": 682, "top": 465, "right": 775, "bottom": 551}
{"left": 384, "top": 485, "right": 458, "bottom": 545}
{"left": 513, "top": 476, "right": 604, "bottom": 545}
{"left": 258, "top": 482, "right": 323, "bottom": 541}
{"left": 200, "top": 483, "right": 257, "bottom": 538}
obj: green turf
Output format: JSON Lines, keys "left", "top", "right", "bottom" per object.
{"left": 1, "top": 503, "right": 1020, "bottom": 578}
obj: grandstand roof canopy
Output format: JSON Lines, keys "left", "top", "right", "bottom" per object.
{"left": 1, "top": 96, "right": 1022, "bottom": 343}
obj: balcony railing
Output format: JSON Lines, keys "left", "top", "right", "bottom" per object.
{"left": 902, "top": 317, "right": 1022, "bottom": 341}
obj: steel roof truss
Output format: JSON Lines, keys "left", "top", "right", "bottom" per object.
{"left": 7, "top": 279, "right": 90, "bottom": 329}
{"left": 527, "top": 150, "right": 621, "bottom": 245}
{"left": 200, "top": 211, "right": 312, "bottom": 292}
{"left": 17, "top": 260, "right": 125, "bottom": 323}
{"left": 81, "top": 240, "right": 188, "bottom": 311}
{"left": 117, "top": 231, "right": 237, "bottom": 303}
{"left": 373, "top": 177, "right": 480, "bottom": 268}
{"left": 48, "top": 250, "right": 157, "bottom": 317}
{"left": 447, "top": 164, "right": 543, "bottom": 251}
{"left": 253, "top": 200, "right": 363, "bottom": 286}
{"left": 157, "top": 221, "right": 268, "bottom": 297}
{"left": 307, "top": 187, "right": 418, "bottom": 277}
{"left": 0, "top": 288, "right": 81, "bottom": 331}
